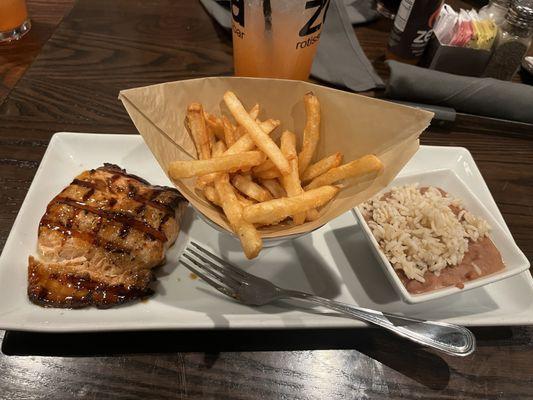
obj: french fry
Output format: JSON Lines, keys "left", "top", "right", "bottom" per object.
{"left": 195, "top": 141, "right": 227, "bottom": 189}
{"left": 222, "top": 116, "right": 237, "bottom": 148}
{"left": 301, "top": 152, "right": 343, "bottom": 183}
{"left": 214, "top": 174, "right": 262, "bottom": 259}
{"left": 260, "top": 179, "right": 286, "bottom": 198}
{"left": 306, "top": 208, "right": 320, "bottom": 221}
{"left": 232, "top": 174, "right": 272, "bottom": 202}
{"left": 252, "top": 159, "right": 276, "bottom": 174}
{"left": 211, "top": 140, "right": 227, "bottom": 157}
{"left": 235, "top": 191, "right": 255, "bottom": 207}
{"left": 225, "top": 119, "right": 279, "bottom": 155}
{"left": 249, "top": 103, "right": 260, "bottom": 120}
{"left": 195, "top": 119, "right": 280, "bottom": 189}
{"left": 254, "top": 168, "right": 281, "bottom": 180}
{"left": 204, "top": 111, "right": 225, "bottom": 142}
{"left": 169, "top": 151, "right": 265, "bottom": 179}
{"left": 203, "top": 185, "right": 221, "bottom": 206}
{"left": 206, "top": 184, "right": 253, "bottom": 208}
{"left": 224, "top": 91, "right": 290, "bottom": 175}
{"left": 186, "top": 103, "right": 211, "bottom": 160}
{"left": 305, "top": 154, "right": 383, "bottom": 190}
{"left": 298, "top": 92, "right": 321, "bottom": 174}
{"left": 243, "top": 186, "right": 339, "bottom": 225}
{"left": 280, "top": 131, "right": 306, "bottom": 225}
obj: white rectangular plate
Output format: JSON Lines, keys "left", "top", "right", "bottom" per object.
{"left": 0, "top": 132, "right": 532, "bottom": 332}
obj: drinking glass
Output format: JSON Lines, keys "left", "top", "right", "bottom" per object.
{"left": 0, "top": 0, "right": 31, "bottom": 44}
{"left": 231, "top": 0, "right": 330, "bottom": 80}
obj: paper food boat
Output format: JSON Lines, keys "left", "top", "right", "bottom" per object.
{"left": 119, "top": 77, "right": 433, "bottom": 238}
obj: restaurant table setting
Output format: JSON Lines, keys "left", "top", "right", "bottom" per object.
{"left": 0, "top": 0, "right": 532, "bottom": 399}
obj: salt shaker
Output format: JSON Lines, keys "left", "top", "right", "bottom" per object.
{"left": 479, "top": 0, "right": 511, "bottom": 25}
{"left": 483, "top": 0, "right": 533, "bottom": 80}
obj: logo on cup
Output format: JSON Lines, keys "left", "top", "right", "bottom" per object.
{"left": 231, "top": 0, "right": 244, "bottom": 27}
{"left": 299, "top": 0, "right": 331, "bottom": 37}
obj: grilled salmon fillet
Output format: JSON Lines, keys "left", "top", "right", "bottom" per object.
{"left": 28, "top": 163, "right": 187, "bottom": 308}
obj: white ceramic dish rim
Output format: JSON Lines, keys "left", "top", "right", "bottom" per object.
{"left": 353, "top": 169, "right": 530, "bottom": 304}
{"left": 0, "top": 133, "right": 532, "bottom": 332}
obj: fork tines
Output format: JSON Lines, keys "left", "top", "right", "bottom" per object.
{"left": 179, "top": 242, "right": 247, "bottom": 299}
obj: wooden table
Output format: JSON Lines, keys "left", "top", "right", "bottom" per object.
{"left": 1, "top": 1, "right": 532, "bottom": 398}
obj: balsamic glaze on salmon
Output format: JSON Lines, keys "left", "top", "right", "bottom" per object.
{"left": 28, "top": 164, "right": 187, "bottom": 308}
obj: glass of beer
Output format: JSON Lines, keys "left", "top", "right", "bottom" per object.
{"left": 231, "top": 0, "right": 330, "bottom": 80}
{"left": 0, "top": 0, "right": 31, "bottom": 44}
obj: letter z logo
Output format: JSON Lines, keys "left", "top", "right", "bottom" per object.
{"left": 231, "top": 0, "right": 244, "bottom": 27}
{"left": 299, "top": 0, "right": 331, "bottom": 37}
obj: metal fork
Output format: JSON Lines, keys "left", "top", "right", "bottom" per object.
{"left": 179, "top": 242, "right": 476, "bottom": 357}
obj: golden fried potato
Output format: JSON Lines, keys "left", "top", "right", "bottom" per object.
{"left": 214, "top": 174, "right": 262, "bottom": 259}
{"left": 243, "top": 185, "right": 339, "bottom": 225}
{"left": 187, "top": 103, "right": 211, "bottom": 160}
{"left": 305, "top": 154, "right": 383, "bottom": 190}
{"left": 232, "top": 174, "right": 272, "bottom": 202}
{"left": 224, "top": 91, "right": 290, "bottom": 175}
{"left": 280, "top": 131, "right": 306, "bottom": 225}
{"left": 169, "top": 151, "right": 265, "bottom": 179}
{"left": 301, "top": 152, "right": 343, "bottom": 183}
{"left": 298, "top": 92, "right": 321, "bottom": 174}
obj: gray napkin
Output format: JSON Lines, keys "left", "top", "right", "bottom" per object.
{"left": 199, "top": 0, "right": 384, "bottom": 92}
{"left": 344, "top": 0, "right": 379, "bottom": 24}
{"left": 386, "top": 60, "right": 533, "bottom": 124}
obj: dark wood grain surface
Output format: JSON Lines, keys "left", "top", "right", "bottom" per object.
{"left": 0, "top": 0, "right": 532, "bottom": 399}
{"left": 0, "top": 0, "right": 74, "bottom": 102}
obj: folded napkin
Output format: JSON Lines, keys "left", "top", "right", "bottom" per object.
{"left": 199, "top": 0, "right": 384, "bottom": 92}
{"left": 385, "top": 60, "right": 533, "bottom": 124}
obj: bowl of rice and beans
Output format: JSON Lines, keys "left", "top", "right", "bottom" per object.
{"left": 354, "top": 170, "right": 529, "bottom": 303}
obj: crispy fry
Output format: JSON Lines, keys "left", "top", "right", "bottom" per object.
{"left": 254, "top": 168, "right": 281, "bottom": 180}
{"left": 195, "top": 141, "right": 227, "bottom": 189}
{"left": 195, "top": 139, "right": 230, "bottom": 189}
{"left": 169, "top": 151, "right": 265, "bottom": 179}
{"left": 280, "top": 131, "right": 306, "bottom": 225}
{"left": 211, "top": 140, "right": 227, "bottom": 157}
{"left": 225, "top": 119, "right": 280, "bottom": 155}
{"left": 195, "top": 119, "right": 280, "bottom": 189}
{"left": 232, "top": 174, "right": 272, "bottom": 202}
{"left": 243, "top": 186, "right": 339, "bottom": 225}
{"left": 215, "top": 174, "right": 262, "bottom": 259}
{"left": 305, "top": 155, "right": 383, "bottom": 190}
{"left": 235, "top": 191, "right": 255, "bottom": 207}
{"left": 260, "top": 179, "right": 286, "bottom": 198}
{"left": 224, "top": 91, "right": 290, "bottom": 175}
{"left": 186, "top": 103, "right": 211, "bottom": 160}
{"left": 222, "top": 116, "right": 237, "bottom": 148}
{"left": 252, "top": 159, "right": 276, "bottom": 174}
{"left": 204, "top": 111, "right": 225, "bottom": 142}
{"left": 306, "top": 208, "right": 320, "bottom": 221}
{"left": 249, "top": 104, "right": 260, "bottom": 120}
{"left": 301, "top": 152, "right": 343, "bottom": 183}
{"left": 203, "top": 185, "right": 221, "bottom": 206}
{"left": 298, "top": 92, "right": 321, "bottom": 174}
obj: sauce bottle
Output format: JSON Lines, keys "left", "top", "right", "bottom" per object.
{"left": 386, "top": 0, "right": 444, "bottom": 64}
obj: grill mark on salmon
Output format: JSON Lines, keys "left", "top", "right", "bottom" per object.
{"left": 40, "top": 219, "right": 130, "bottom": 254}
{"left": 27, "top": 164, "right": 187, "bottom": 309}
{"left": 52, "top": 196, "right": 168, "bottom": 242}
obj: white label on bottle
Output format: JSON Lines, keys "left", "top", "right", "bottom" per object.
{"left": 394, "top": 0, "right": 415, "bottom": 33}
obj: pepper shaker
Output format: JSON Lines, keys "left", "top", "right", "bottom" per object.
{"left": 483, "top": 0, "right": 533, "bottom": 80}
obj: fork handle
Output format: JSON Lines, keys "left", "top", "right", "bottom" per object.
{"left": 282, "top": 290, "right": 475, "bottom": 357}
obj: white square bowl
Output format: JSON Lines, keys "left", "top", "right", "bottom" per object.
{"left": 353, "top": 169, "right": 530, "bottom": 304}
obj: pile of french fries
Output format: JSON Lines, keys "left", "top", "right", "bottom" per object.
{"left": 169, "top": 91, "right": 383, "bottom": 259}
